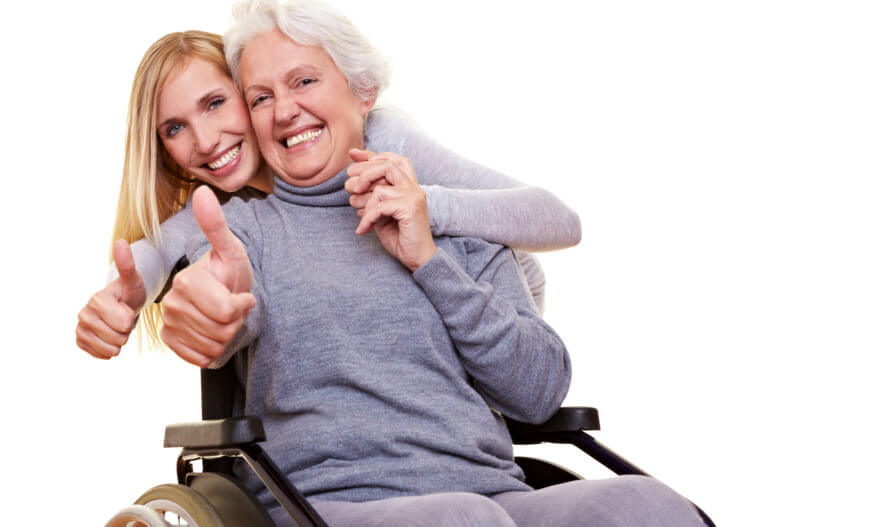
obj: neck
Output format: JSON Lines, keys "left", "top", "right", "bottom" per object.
{"left": 273, "top": 167, "right": 351, "bottom": 207}
{"left": 246, "top": 163, "right": 275, "bottom": 194}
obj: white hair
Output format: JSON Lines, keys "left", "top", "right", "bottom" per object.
{"left": 224, "top": 0, "right": 390, "bottom": 101}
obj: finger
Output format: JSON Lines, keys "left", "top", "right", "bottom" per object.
{"left": 167, "top": 269, "right": 244, "bottom": 325}
{"left": 346, "top": 169, "right": 387, "bottom": 196}
{"left": 162, "top": 298, "right": 233, "bottom": 345}
{"left": 162, "top": 320, "right": 226, "bottom": 358}
{"left": 346, "top": 159, "right": 388, "bottom": 192}
{"left": 348, "top": 147, "right": 376, "bottom": 163}
{"left": 75, "top": 325, "right": 120, "bottom": 359}
{"left": 160, "top": 328, "right": 215, "bottom": 368}
{"left": 192, "top": 185, "right": 243, "bottom": 261}
{"left": 75, "top": 326, "right": 112, "bottom": 359}
{"left": 349, "top": 192, "right": 371, "bottom": 209}
{"left": 348, "top": 160, "right": 411, "bottom": 192}
{"left": 356, "top": 193, "right": 384, "bottom": 235}
{"left": 375, "top": 196, "right": 420, "bottom": 225}
{"left": 112, "top": 239, "right": 143, "bottom": 292}
{"left": 349, "top": 183, "right": 400, "bottom": 210}
{"left": 89, "top": 290, "right": 138, "bottom": 334}
{"left": 356, "top": 185, "right": 419, "bottom": 234}
{"left": 79, "top": 306, "right": 130, "bottom": 348}
{"left": 165, "top": 290, "right": 253, "bottom": 345}
{"left": 367, "top": 152, "right": 417, "bottom": 183}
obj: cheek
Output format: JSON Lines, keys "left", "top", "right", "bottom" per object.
{"left": 253, "top": 112, "right": 279, "bottom": 149}
{"left": 162, "top": 139, "right": 192, "bottom": 169}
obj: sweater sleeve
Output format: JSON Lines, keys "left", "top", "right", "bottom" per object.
{"left": 365, "top": 106, "right": 582, "bottom": 252}
{"left": 412, "top": 239, "right": 571, "bottom": 424}
{"left": 105, "top": 203, "right": 201, "bottom": 312}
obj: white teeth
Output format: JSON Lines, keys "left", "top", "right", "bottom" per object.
{"left": 285, "top": 128, "right": 322, "bottom": 148}
{"left": 208, "top": 145, "right": 240, "bottom": 170}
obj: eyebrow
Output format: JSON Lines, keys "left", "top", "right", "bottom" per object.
{"left": 243, "top": 65, "right": 323, "bottom": 95}
{"left": 157, "top": 89, "right": 225, "bottom": 131}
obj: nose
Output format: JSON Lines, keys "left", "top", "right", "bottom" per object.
{"left": 274, "top": 94, "right": 301, "bottom": 126}
{"left": 193, "top": 122, "right": 221, "bottom": 156}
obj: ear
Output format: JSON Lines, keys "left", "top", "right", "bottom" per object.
{"left": 359, "top": 91, "right": 377, "bottom": 117}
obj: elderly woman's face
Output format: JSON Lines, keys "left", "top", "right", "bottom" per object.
{"left": 240, "top": 29, "right": 373, "bottom": 187}
{"left": 156, "top": 58, "right": 261, "bottom": 192}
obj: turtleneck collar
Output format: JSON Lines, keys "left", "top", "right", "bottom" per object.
{"left": 272, "top": 168, "right": 351, "bottom": 207}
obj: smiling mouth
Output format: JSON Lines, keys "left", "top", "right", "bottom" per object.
{"left": 281, "top": 127, "right": 323, "bottom": 148}
{"left": 205, "top": 143, "right": 241, "bottom": 170}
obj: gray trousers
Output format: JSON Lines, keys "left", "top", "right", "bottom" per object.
{"left": 268, "top": 476, "right": 706, "bottom": 527}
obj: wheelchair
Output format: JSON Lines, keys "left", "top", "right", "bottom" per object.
{"left": 105, "top": 359, "right": 716, "bottom": 527}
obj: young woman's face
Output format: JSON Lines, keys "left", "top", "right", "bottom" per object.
{"left": 239, "top": 30, "right": 373, "bottom": 187}
{"left": 156, "top": 58, "right": 261, "bottom": 192}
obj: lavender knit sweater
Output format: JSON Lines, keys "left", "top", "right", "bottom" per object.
{"left": 187, "top": 171, "right": 572, "bottom": 507}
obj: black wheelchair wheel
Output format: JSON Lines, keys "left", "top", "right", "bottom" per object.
{"left": 135, "top": 483, "right": 225, "bottom": 526}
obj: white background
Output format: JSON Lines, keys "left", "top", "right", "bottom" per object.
{"left": 1, "top": 1, "right": 888, "bottom": 525}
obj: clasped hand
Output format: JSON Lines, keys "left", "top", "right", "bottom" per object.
{"left": 345, "top": 148, "right": 437, "bottom": 272}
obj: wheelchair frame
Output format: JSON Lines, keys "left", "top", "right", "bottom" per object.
{"left": 149, "top": 361, "right": 716, "bottom": 527}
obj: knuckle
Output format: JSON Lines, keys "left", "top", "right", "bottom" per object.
{"left": 162, "top": 298, "right": 183, "bottom": 318}
{"left": 86, "top": 295, "right": 101, "bottom": 311}
{"left": 172, "top": 271, "right": 192, "bottom": 290}
{"left": 221, "top": 323, "right": 240, "bottom": 342}
{"left": 207, "top": 342, "right": 223, "bottom": 358}
{"left": 160, "top": 327, "right": 176, "bottom": 345}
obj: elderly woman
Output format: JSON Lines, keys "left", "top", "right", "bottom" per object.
{"left": 161, "top": 1, "right": 707, "bottom": 526}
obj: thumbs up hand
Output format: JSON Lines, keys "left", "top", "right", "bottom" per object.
{"left": 76, "top": 240, "right": 147, "bottom": 359}
{"left": 160, "top": 186, "right": 256, "bottom": 368}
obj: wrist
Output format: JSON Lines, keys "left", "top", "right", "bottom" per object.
{"left": 407, "top": 244, "right": 438, "bottom": 272}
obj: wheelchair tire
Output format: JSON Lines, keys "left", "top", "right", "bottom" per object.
{"left": 104, "top": 505, "right": 169, "bottom": 527}
{"left": 187, "top": 472, "right": 276, "bottom": 526}
{"left": 135, "top": 483, "right": 225, "bottom": 526}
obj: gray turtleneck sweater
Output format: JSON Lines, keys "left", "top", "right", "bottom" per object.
{"left": 187, "top": 171, "right": 571, "bottom": 506}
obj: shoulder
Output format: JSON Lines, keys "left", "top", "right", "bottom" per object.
{"left": 365, "top": 105, "right": 424, "bottom": 152}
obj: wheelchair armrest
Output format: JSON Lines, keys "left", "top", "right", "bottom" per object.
{"left": 164, "top": 416, "right": 266, "bottom": 449}
{"left": 505, "top": 407, "right": 600, "bottom": 445}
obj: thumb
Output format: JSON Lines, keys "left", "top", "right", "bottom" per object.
{"left": 349, "top": 147, "right": 376, "bottom": 163}
{"left": 193, "top": 185, "right": 243, "bottom": 261}
{"left": 113, "top": 239, "right": 142, "bottom": 290}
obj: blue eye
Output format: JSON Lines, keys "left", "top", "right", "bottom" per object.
{"left": 297, "top": 78, "right": 316, "bottom": 87}
{"left": 166, "top": 123, "right": 184, "bottom": 137}
{"left": 209, "top": 97, "right": 225, "bottom": 110}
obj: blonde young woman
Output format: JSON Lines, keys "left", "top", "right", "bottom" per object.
{"left": 74, "top": 31, "right": 581, "bottom": 358}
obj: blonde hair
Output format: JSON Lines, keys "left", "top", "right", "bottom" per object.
{"left": 111, "top": 30, "right": 230, "bottom": 349}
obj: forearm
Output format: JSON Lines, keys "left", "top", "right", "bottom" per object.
{"left": 413, "top": 248, "right": 571, "bottom": 424}
{"left": 423, "top": 185, "right": 581, "bottom": 251}
{"left": 367, "top": 107, "right": 582, "bottom": 252}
